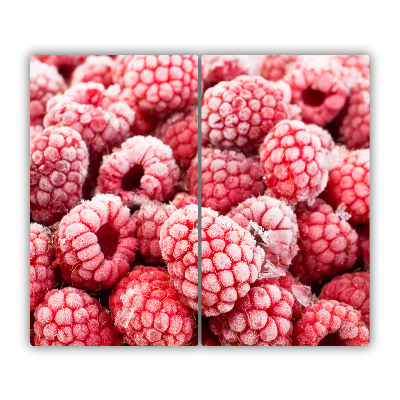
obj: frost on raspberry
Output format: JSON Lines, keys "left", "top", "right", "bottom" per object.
{"left": 30, "top": 126, "right": 89, "bottom": 225}
{"left": 53, "top": 194, "right": 138, "bottom": 291}
{"left": 170, "top": 192, "right": 198, "bottom": 209}
{"left": 96, "top": 136, "right": 180, "bottom": 207}
{"left": 112, "top": 55, "right": 135, "bottom": 87}
{"left": 109, "top": 266, "right": 196, "bottom": 346}
{"left": 259, "top": 119, "right": 328, "bottom": 205}
{"left": 260, "top": 55, "right": 298, "bottom": 82}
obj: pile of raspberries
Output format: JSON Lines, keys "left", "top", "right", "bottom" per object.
{"left": 30, "top": 54, "right": 369, "bottom": 347}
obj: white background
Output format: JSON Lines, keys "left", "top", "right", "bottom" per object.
{"left": 1, "top": 0, "right": 399, "bottom": 398}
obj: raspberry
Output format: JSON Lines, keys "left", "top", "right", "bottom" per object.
{"left": 199, "top": 208, "right": 264, "bottom": 316}
{"left": 156, "top": 105, "right": 199, "bottom": 169}
{"left": 30, "top": 126, "right": 89, "bottom": 225}
{"left": 33, "top": 287, "right": 122, "bottom": 346}
{"left": 306, "top": 124, "right": 335, "bottom": 153}
{"left": 30, "top": 125, "right": 43, "bottom": 141}
{"left": 210, "top": 281, "right": 294, "bottom": 346}
{"left": 30, "top": 223, "right": 56, "bottom": 312}
{"left": 34, "top": 55, "right": 88, "bottom": 78}
{"left": 284, "top": 57, "right": 348, "bottom": 126}
{"left": 159, "top": 205, "right": 199, "bottom": 312}
{"left": 54, "top": 194, "right": 138, "bottom": 291}
{"left": 30, "top": 60, "right": 66, "bottom": 126}
{"left": 109, "top": 266, "right": 195, "bottom": 346}
{"left": 339, "top": 78, "right": 370, "bottom": 149}
{"left": 124, "top": 55, "right": 198, "bottom": 115}
{"left": 112, "top": 55, "right": 135, "bottom": 87}
{"left": 292, "top": 299, "right": 369, "bottom": 346}
{"left": 260, "top": 55, "right": 298, "bottom": 82}
{"left": 170, "top": 192, "right": 198, "bottom": 209}
{"left": 323, "top": 148, "right": 370, "bottom": 225}
{"left": 189, "top": 147, "right": 265, "bottom": 214}
{"left": 64, "top": 82, "right": 107, "bottom": 108}
{"left": 289, "top": 198, "right": 359, "bottom": 285}
{"left": 131, "top": 201, "right": 177, "bottom": 265}
{"left": 71, "top": 55, "right": 115, "bottom": 88}
{"left": 201, "top": 75, "right": 290, "bottom": 153}
{"left": 334, "top": 55, "right": 370, "bottom": 80}
{"left": 259, "top": 120, "right": 328, "bottom": 205}
{"left": 320, "top": 272, "right": 370, "bottom": 327}
{"left": 358, "top": 225, "right": 370, "bottom": 268}
{"left": 227, "top": 195, "right": 299, "bottom": 273}
{"left": 96, "top": 136, "right": 180, "bottom": 207}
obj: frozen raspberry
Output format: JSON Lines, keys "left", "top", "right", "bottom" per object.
{"left": 131, "top": 201, "right": 177, "bottom": 265}
{"left": 96, "top": 136, "right": 180, "bottom": 207}
{"left": 189, "top": 147, "right": 265, "bottom": 214}
{"left": 199, "top": 208, "right": 264, "bottom": 316}
{"left": 54, "top": 194, "right": 137, "bottom": 291}
{"left": 109, "top": 266, "right": 195, "bottom": 346}
{"left": 156, "top": 105, "right": 199, "bottom": 169}
{"left": 227, "top": 195, "right": 299, "bottom": 273}
{"left": 358, "top": 225, "right": 370, "bottom": 268}
{"left": 159, "top": 205, "right": 199, "bottom": 312}
{"left": 260, "top": 119, "right": 328, "bottom": 205}
{"left": 30, "top": 223, "right": 56, "bottom": 312}
{"left": 260, "top": 55, "right": 298, "bottom": 82}
{"left": 30, "top": 60, "right": 67, "bottom": 126}
{"left": 202, "top": 75, "right": 290, "bottom": 153}
{"left": 320, "top": 272, "right": 370, "bottom": 327}
{"left": 30, "top": 126, "right": 89, "bottom": 225}
{"left": 289, "top": 198, "right": 359, "bottom": 285}
{"left": 339, "top": 78, "right": 370, "bottom": 150}
{"left": 64, "top": 81, "right": 108, "bottom": 108}
{"left": 171, "top": 192, "right": 198, "bottom": 209}
{"left": 70, "top": 55, "right": 114, "bottom": 87}
{"left": 34, "top": 55, "right": 88, "bottom": 78}
{"left": 112, "top": 55, "right": 135, "bottom": 87}
{"left": 124, "top": 55, "right": 198, "bottom": 115}
{"left": 30, "top": 125, "right": 43, "bottom": 141}
{"left": 323, "top": 148, "right": 369, "bottom": 225}
{"left": 34, "top": 287, "right": 122, "bottom": 346}
{"left": 306, "top": 124, "right": 335, "bottom": 153}
{"left": 293, "top": 299, "right": 369, "bottom": 346}
{"left": 210, "top": 281, "right": 294, "bottom": 346}
{"left": 334, "top": 55, "right": 369, "bottom": 80}
{"left": 284, "top": 57, "right": 348, "bottom": 126}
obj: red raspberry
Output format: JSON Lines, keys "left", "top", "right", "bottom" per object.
{"left": 210, "top": 281, "right": 294, "bottom": 346}
{"left": 323, "top": 148, "right": 370, "bottom": 225}
{"left": 201, "top": 75, "right": 290, "bottom": 153}
{"left": 33, "top": 287, "right": 122, "bottom": 346}
{"left": 112, "top": 55, "right": 135, "bottom": 87}
{"left": 131, "top": 201, "right": 177, "bottom": 265}
{"left": 170, "top": 192, "right": 198, "bottom": 209}
{"left": 306, "top": 124, "right": 335, "bottom": 153}
{"left": 320, "top": 272, "right": 370, "bottom": 327}
{"left": 339, "top": 78, "right": 370, "bottom": 149}
{"left": 358, "top": 225, "right": 370, "bottom": 268}
{"left": 96, "top": 136, "right": 180, "bottom": 207}
{"left": 30, "top": 60, "right": 66, "bottom": 126}
{"left": 260, "top": 55, "right": 298, "bottom": 82}
{"left": 156, "top": 105, "right": 199, "bottom": 169}
{"left": 34, "top": 55, "right": 88, "bottom": 78}
{"left": 284, "top": 57, "right": 348, "bottom": 126}
{"left": 159, "top": 205, "right": 199, "bottom": 312}
{"left": 64, "top": 82, "right": 107, "bottom": 108}
{"left": 292, "top": 299, "right": 369, "bottom": 346}
{"left": 289, "top": 198, "right": 359, "bottom": 285}
{"left": 189, "top": 147, "right": 265, "bottom": 214}
{"left": 54, "top": 194, "right": 138, "bottom": 291}
{"left": 227, "top": 195, "right": 299, "bottom": 273}
{"left": 124, "top": 55, "right": 198, "bottom": 115}
{"left": 334, "top": 55, "right": 369, "bottom": 80}
{"left": 70, "top": 55, "right": 115, "bottom": 88}
{"left": 259, "top": 120, "right": 328, "bottom": 205}
{"left": 30, "top": 223, "right": 56, "bottom": 312}
{"left": 109, "top": 266, "right": 195, "bottom": 346}
{"left": 200, "top": 208, "right": 264, "bottom": 316}
{"left": 30, "top": 126, "right": 89, "bottom": 225}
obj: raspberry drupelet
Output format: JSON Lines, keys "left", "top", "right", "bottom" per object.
{"left": 289, "top": 198, "right": 359, "bottom": 285}
{"left": 334, "top": 55, "right": 370, "bottom": 80}
{"left": 109, "top": 266, "right": 196, "bottom": 346}
{"left": 320, "top": 272, "right": 370, "bottom": 327}
{"left": 201, "top": 75, "right": 291, "bottom": 153}
{"left": 259, "top": 119, "right": 328, "bottom": 205}
{"left": 227, "top": 195, "right": 299, "bottom": 273}
{"left": 53, "top": 194, "right": 138, "bottom": 291}
{"left": 30, "top": 60, "right": 67, "bottom": 126}
{"left": 259, "top": 55, "right": 298, "bottom": 82}
{"left": 30, "top": 126, "right": 89, "bottom": 225}
{"left": 292, "top": 299, "right": 369, "bottom": 346}
{"left": 34, "top": 287, "right": 123, "bottom": 346}
{"left": 30, "top": 223, "right": 56, "bottom": 312}
{"left": 323, "top": 148, "right": 370, "bottom": 225}
{"left": 123, "top": 55, "right": 198, "bottom": 115}
{"left": 188, "top": 147, "right": 265, "bottom": 215}
{"left": 170, "top": 192, "right": 198, "bottom": 209}
{"left": 210, "top": 280, "right": 294, "bottom": 346}
{"left": 306, "top": 124, "right": 335, "bottom": 153}
{"left": 111, "top": 55, "right": 135, "bottom": 87}
{"left": 96, "top": 136, "right": 180, "bottom": 207}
